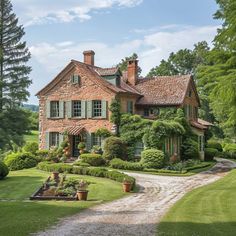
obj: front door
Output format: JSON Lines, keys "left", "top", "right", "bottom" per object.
{"left": 72, "top": 135, "right": 81, "bottom": 157}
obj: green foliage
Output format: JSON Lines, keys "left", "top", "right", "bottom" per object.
{"left": 35, "top": 150, "right": 49, "bottom": 159}
{"left": 37, "top": 162, "right": 135, "bottom": 189}
{"left": 23, "top": 110, "right": 39, "bottom": 130}
{"left": 77, "top": 142, "right": 86, "bottom": 150}
{"left": 207, "top": 141, "right": 223, "bottom": 152}
{"left": 80, "top": 153, "right": 105, "bottom": 166}
{"left": 23, "top": 142, "right": 38, "bottom": 154}
{"left": 109, "top": 158, "right": 143, "bottom": 171}
{"left": 95, "top": 128, "right": 112, "bottom": 138}
{"left": 181, "top": 138, "right": 199, "bottom": 160}
{"left": 205, "top": 148, "right": 218, "bottom": 161}
{"left": 0, "top": 161, "right": 9, "bottom": 179}
{"left": 73, "top": 161, "right": 91, "bottom": 167}
{"left": 4, "top": 152, "right": 38, "bottom": 170}
{"left": 103, "top": 136, "right": 127, "bottom": 160}
{"left": 140, "top": 149, "right": 165, "bottom": 169}
{"left": 109, "top": 98, "right": 121, "bottom": 135}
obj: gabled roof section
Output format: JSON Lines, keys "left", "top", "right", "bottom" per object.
{"left": 36, "top": 60, "right": 141, "bottom": 97}
{"left": 134, "top": 75, "right": 198, "bottom": 106}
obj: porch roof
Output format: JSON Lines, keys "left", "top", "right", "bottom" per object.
{"left": 65, "top": 126, "right": 85, "bottom": 135}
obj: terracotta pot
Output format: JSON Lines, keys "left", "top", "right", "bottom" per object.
{"left": 122, "top": 182, "right": 132, "bottom": 192}
{"left": 77, "top": 190, "right": 89, "bottom": 201}
{"left": 52, "top": 172, "right": 59, "bottom": 180}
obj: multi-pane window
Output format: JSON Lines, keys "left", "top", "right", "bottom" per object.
{"left": 92, "top": 133, "right": 102, "bottom": 146}
{"left": 50, "top": 101, "right": 59, "bottom": 118}
{"left": 72, "top": 100, "right": 82, "bottom": 117}
{"left": 92, "top": 100, "right": 102, "bottom": 117}
{"left": 144, "top": 108, "right": 149, "bottom": 117}
{"left": 50, "top": 132, "right": 59, "bottom": 147}
{"left": 127, "top": 101, "right": 133, "bottom": 114}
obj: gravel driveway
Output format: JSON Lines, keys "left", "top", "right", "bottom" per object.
{"left": 35, "top": 158, "right": 236, "bottom": 236}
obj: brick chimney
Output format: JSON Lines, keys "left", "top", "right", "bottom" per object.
{"left": 83, "top": 50, "right": 95, "bottom": 66}
{"left": 127, "top": 59, "right": 138, "bottom": 86}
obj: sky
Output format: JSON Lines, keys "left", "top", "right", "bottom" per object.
{"left": 11, "top": 0, "right": 220, "bottom": 104}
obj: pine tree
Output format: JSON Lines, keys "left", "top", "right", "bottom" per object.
{"left": 0, "top": 0, "right": 31, "bottom": 111}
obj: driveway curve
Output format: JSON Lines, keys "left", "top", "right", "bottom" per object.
{"left": 35, "top": 158, "right": 236, "bottom": 236}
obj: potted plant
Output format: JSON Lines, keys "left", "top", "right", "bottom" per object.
{"left": 122, "top": 178, "right": 132, "bottom": 192}
{"left": 76, "top": 180, "right": 89, "bottom": 201}
{"left": 52, "top": 171, "right": 59, "bottom": 180}
{"left": 78, "top": 142, "right": 86, "bottom": 154}
{"left": 91, "top": 145, "right": 103, "bottom": 155}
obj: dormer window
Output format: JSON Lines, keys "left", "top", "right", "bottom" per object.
{"left": 71, "top": 74, "right": 81, "bottom": 84}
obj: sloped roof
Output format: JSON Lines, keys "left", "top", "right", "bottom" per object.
{"left": 198, "top": 118, "right": 213, "bottom": 126}
{"left": 94, "top": 67, "right": 119, "bottom": 76}
{"left": 134, "top": 75, "right": 194, "bottom": 106}
{"left": 190, "top": 120, "right": 208, "bottom": 130}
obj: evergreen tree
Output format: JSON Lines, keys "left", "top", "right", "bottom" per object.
{"left": 0, "top": 0, "right": 31, "bottom": 111}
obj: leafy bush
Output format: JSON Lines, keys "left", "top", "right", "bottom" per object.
{"left": 37, "top": 162, "right": 135, "bottom": 189}
{"left": 80, "top": 153, "right": 105, "bottom": 166}
{"left": 207, "top": 141, "right": 223, "bottom": 152}
{"left": 205, "top": 148, "right": 218, "bottom": 161}
{"left": 0, "top": 161, "right": 9, "bottom": 179}
{"left": 103, "top": 137, "right": 127, "bottom": 160}
{"left": 216, "top": 151, "right": 232, "bottom": 159}
{"left": 109, "top": 158, "right": 143, "bottom": 171}
{"left": 224, "top": 143, "right": 236, "bottom": 154}
{"left": 4, "top": 152, "right": 38, "bottom": 170}
{"left": 35, "top": 150, "right": 49, "bottom": 159}
{"left": 73, "top": 161, "right": 91, "bottom": 167}
{"left": 140, "top": 149, "right": 165, "bottom": 169}
{"left": 181, "top": 138, "right": 199, "bottom": 160}
{"left": 23, "top": 142, "right": 39, "bottom": 154}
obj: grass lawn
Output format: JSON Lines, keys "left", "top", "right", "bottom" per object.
{"left": 0, "top": 168, "right": 128, "bottom": 236}
{"left": 24, "top": 130, "right": 39, "bottom": 143}
{"left": 158, "top": 169, "right": 236, "bottom": 236}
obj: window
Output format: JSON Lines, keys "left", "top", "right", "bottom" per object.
{"left": 72, "top": 100, "right": 82, "bottom": 117}
{"left": 127, "top": 101, "right": 133, "bottom": 114}
{"left": 135, "top": 142, "right": 144, "bottom": 156}
{"left": 92, "top": 133, "right": 102, "bottom": 146}
{"left": 50, "top": 101, "right": 59, "bottom": 118}
{"left": 144, "top": 108, "right": 149, "bottom": 117}
{"left": 50, "top": 132, "right": 59, "bottom": 147}
{"left": 92, "top": 100, "right": 102, "bottom": 117}
{"left": 71, "top": 74, "right": 81, "bottom": 84}
{"left": 188, "top": 90, "right": 192, "bottom": 97}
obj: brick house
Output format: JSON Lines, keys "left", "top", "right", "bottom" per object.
{"left": 36, "top": 50, "right": 211, "bottom": 159}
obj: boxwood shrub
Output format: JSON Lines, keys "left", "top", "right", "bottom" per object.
{"left": 0, "top": 161, "right": 9, "bottom": 179}
{"left": 23, "top": 142, "right": 39, "bottom": 155}
{"left": 207, "top": 141, "right": 223, "bottom": 152}
{"left": 4, "top": 152, "right": 38, "bottom": 170}
{"left": 109, "top": 158, "right": 143, "bottom": 171}
{"left": 80, "top": 153, "right": 105, "bottom": 166}
{"left": 103, "top": 137, "right": 127, "bottom": 160}
{"left": 140, "top": 149, "right": 165, "bottom": 169}
{"left": 37, "top": 162, "right": 135, "bottom": 188}
{"left": 205, "top": 148, "right": 218, "bottom": 161}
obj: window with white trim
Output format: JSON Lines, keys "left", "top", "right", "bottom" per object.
{"left": 92, "top": 100, "right": 102, "bottom": 117}
{"left": 50, "top": 101, "right": 59, "bottom": 118}
{"left": 72, "top": 100, "right": 82, "bottom": 117}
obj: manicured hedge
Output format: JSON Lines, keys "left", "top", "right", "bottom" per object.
{"left": 37, "top": 162, "right": 135, "bottom": 188}
{"left": 4, "top": 152, "right": 38, "bottom": 171}
{"left": 207, "top": 141, "right": 223, "bottom": 152}
{"left": 0, "top": 161, "right": 9, "bottom": 179}
{"left": 109, "top": 158, "right": 143, "bottom": 171}
{"left": 140, "top": 149, "right": 165, "bottom": 169}
{"left": 144, "top": 168, "right": 187, "bottom": 174}
{"left": 184, "top": 162, "right": 213, "bottom": 171}
{"left": 80, "top": 153, "right": 105, "bottom": 166}
{"left": 205, "top": 148, "right": 218, "bottom": 161}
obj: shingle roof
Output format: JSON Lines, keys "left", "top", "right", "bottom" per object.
{"left": 94, "top": 67, "right": 119, "bottom": 76}
{"left": 190, "top": 120, "right": 208, "bottom": 130}
{"left": 134, "top": 75, "right": 192, "bottom": 106}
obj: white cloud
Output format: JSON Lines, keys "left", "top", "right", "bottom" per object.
{"left": 12, "top": 0, "right": 143, "bottom": 26}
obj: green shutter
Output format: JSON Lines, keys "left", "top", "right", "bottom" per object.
{"left": 46, "top": 101, "right": 51, "bottom": 118}
{"left": 86, "top": 132, "right": 92, "bottom": 151}
{"left": 91, "top": 133, "right": 95, "bottom": 147}
{"left": 102, "top": 100, "right": 107, "bottom": 118}
{"left": 59, "top": 101, "right": 64, "bottom": 118}
{"left": 87, "top": 100, "right": 92, "bottom": 118}
{"left": 59, "top": 133, "right": 64, "bottom": 145}
{"left": 70, "top": 75, "right": 74, "bottom": 83}
{"left": 66, "top": 101, "right": 72, "bottom": 118}
{"left": 45, "top": 132, "right": 50, "bottom": 149}
{"left": 81, "top": 100, "right": 86, "bottom": 118}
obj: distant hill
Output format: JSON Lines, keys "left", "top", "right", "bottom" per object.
{"left": 23, "top": 104, "right": 39, "bottom": 112}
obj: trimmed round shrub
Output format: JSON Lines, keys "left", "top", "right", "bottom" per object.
{"left": 0, "top": 161, "right": 9, "bottom": 179}
{"left": 4, "top": 152, "right": 38, "bottom": 170}
{"left": 80, "top": 153, "right": 105, "bottom": 166}
{"left": 205, "top": 148, "right": 218, "bottom": 161}
{"left": 140, "top": 149, "right": 165, "bottom": 169}
{"left": 207, "top": 141, "right": 223, "bottom": 152}
{"left": 103, "top": 137, "right": 127, "bottom": 160}
{"left": 109, "top": 158, "right": 143, "bottom": 171}
{"left": 23, "top": 142, "right": 39, "bottom": 154}
{"left": 181, "top": 138, "right": 199, "bottom": 160}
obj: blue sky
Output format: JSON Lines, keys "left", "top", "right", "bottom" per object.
{"left": 11, "top": 0, "right": 220, "bottom": 104}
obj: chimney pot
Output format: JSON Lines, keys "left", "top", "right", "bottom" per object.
{"left": 83, "top": 50, "right": 95, "bottom": 66}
